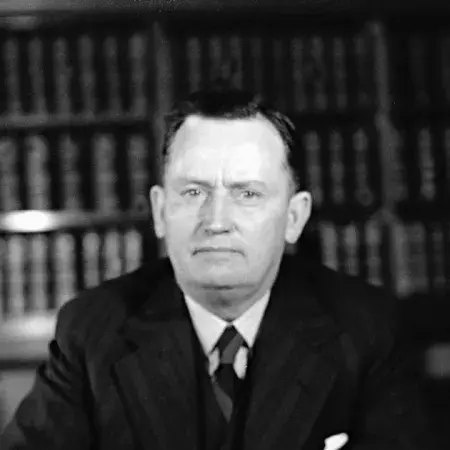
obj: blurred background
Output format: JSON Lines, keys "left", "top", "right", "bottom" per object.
{"left": 0, "top": 0, "right": 449, "bottom": 437}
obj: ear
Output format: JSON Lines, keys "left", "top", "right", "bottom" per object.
{"left": 149, "top": 185, "right": 166, "bottom": 239}
{"left": 284, "top": 191, "right": 312, "bottom": 244}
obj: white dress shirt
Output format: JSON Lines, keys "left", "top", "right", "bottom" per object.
{"left": 184, "top": 291, "right": 271, "bottom": 379}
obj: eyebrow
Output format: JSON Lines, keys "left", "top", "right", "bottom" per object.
{"left": 174, "top": 177, "right": 269, "bottom": 190}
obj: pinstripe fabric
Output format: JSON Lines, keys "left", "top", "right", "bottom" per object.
{"left": 212, "top": 325, "right": 245, "bottom": 421}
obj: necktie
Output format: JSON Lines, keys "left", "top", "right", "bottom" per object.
{"left": 212, "top": 325, "right": 245, "bottom": 421}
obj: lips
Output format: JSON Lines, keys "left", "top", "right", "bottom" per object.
{"left": 194, "top": 247, "right": 240, "bottom": 254}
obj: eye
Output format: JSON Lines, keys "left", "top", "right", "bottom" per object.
{"left": 182, "top": 188, "right": 202, "bottom": 198}
{"left": 240, "top": 190, "right": 261, "bottom": 200}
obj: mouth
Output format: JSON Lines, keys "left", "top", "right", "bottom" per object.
{"left": 193, "top": 247, "right": 241, "bottom": 255}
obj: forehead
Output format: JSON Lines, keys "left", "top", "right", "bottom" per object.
{"left": 167, "top": 115, "right": 288, "bottom": 181}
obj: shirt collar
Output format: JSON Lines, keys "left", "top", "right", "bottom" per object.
{"left": 184, "top": 290, "right": 271, "bottom": 355}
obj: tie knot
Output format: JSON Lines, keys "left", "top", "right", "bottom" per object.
{"left": 216, "top": 325, "right": 245, "bottom": 365}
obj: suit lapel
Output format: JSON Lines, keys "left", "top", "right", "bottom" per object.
{"left": 112, "top": 262, "right": 199, "bottom": 450}
{"left": 240, "top": 258, "right": 344, "bottom": 450}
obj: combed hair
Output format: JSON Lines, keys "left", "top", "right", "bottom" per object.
{"left": 161, "top": 87, "right": 301, "bottom": 194}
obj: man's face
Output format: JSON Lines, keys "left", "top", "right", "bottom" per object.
{"left": 150, "top": 115, "right": 311, "bottom": 296}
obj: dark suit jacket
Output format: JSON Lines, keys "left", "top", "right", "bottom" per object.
{"left": 0, "top": 255, "right": 441, "bottom": 450}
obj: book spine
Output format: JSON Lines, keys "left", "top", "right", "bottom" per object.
{"left": 319, "top": 221, "right": 339, "bottom": 270}
{"left": 229, "top": 34, "right": 244, "bottom": 90}
{"left": 0, "top": 137, "right": 22, "bottom": 211}
{"left": 124, "top": 228, "right": 143, "bottom": 273}
{"left": 390, "top": 222, "right": 412, "bottom": 298}
{"left": 409, "top": 35, "right": 429, "bottom": 109}
{"left": 103, "top": 229, "right": 122, "bottom": 280}
{"left": 186, "top": 36, "right": 202, "bottom": 93}
{"left": 209, "top": 34, "right": 223, "bottom": 84}
{"left": 290, "top": 36, "right": 307, "bottom": 113}
{"left": 0, "top": 237, "right": 5, "bottom": 321}
{"left": 25, "top": 134, "right": 51, "bottom": 210}
{"left": 445, "top": 127, "right": 450, "bottom": 200}
{"left": 82, "top": 231, "right": 101, "bottom": 288}
{"left": 29, "top": 36, "right": 47, "bottom": 117}
{"left": 441, "top": 36, "right": 450, "bottom": 108}
{"left": 249, "top": 35, "right": 264, "bottom": 97}
{"left": 353, "top": 127, "right": 375, "bottom": 208}
{"left": 78, "top": 34, "right": 97, "bottom": 116}
{"left": 104, "top": 35, "right": 122, "bottom": 114}
{"left": 353, "top": 31, "right": 373, "bottom": 109}
{"left": 365, "top": 221, "right": 383, "bottom": 287}
{"left": 342, "top": 223, "right": 360, "bottom": 276}
{"left": 53, "top": 37, "right": 72, "bottom": 117}
{"left": 390, "top": 126, "right": 409, "bottom": 205}
{"left": 331, "top": 36, "right": 348, "bottom": 111}
{"left": 59, "top": 133, "right": 83, "bottom": 210}
{"left": 127, "top": 134, "right": 149, "bottom": 211}
{"left": 407, "top": 222, "right": 429, "bottom": 293}
{"left": 417, "top": 127, "right": 437, "bottom": 203}
{"left": 92, "top": 133, "right": 119, "bottom": 212}
{"left": 129, "top": 33, "right": 147, "bottom": 116}
{"left": 272, "top": 37, "right": 287, "bottom": 111}
{"left": 328, "top": 129, "right": 346, "bottom": 207}
{"left": 6, "top": 236, "right": 26, "bottom": 317}
{"left": 4, "top": 37, "right": 22, "bottom": 117}
{"left": 310, "top": 35, "right": 327, "bottom": 112}
{"left": 29, "top": 234, "right": 48, "bottom": 312}
{"left": 53, "top": 233, "right": 77, "bottom": 308}
{"left": 429, "top": 222, "right": 446, "bottom": 294}
{"left": 304, "top": 131, "right": 324, "bottom": 208}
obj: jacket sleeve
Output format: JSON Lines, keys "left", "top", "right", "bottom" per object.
{"left": 0, "top": 300, "right": 94, "bottom": 450}
{"left": 348, "top": 293, "right": 444, "bottom": 450}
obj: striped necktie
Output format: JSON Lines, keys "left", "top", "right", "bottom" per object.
{"left": 212, "top": 325, "right": 245, "bottom": 422}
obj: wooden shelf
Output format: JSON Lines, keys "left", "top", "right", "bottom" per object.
{"left": 0, "top": 112, "right": 148, "bottom": 131}
{"left": 0, "top": 210, "right": 150, "bottom": 233}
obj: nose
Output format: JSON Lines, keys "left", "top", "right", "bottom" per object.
{"left": 200, "top": 191, "right": 233, "bottom": 234}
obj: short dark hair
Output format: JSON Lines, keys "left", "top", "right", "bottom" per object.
{"left": 161, "top": 87, "right": 301, "bottom": 194}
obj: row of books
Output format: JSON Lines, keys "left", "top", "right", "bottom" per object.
{"left": 390, "top": 30, "right": 450, "bottom": 113}
{"left": 0, "top": 131, "right": 153, "bottom": 212}
{"left": 390, "top": 121, "right": 450, "bottom": 211}
{"left": 0, "top": 125, "right": 386, "bottom": 213}
{"left": 0, "top": 30, "right": 149, "bottom": 119}
{"left": 172, "top": 27, "right": 378, "bottom": 113}
{"left": 318, "top": 220, "right": 450, "bottom": 298}
{"left": 0, "top": 227, "right": 145, "bottom": 319}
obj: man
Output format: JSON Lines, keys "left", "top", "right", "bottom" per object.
{"left": 0, "top": 88, "right": 441, "bottom": 450}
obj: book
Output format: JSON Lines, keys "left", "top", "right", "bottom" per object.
{"left": 390, "top": 222, "right": 413, "bottom": 298}
{"left": 416, "top": 127, "right": 437, "bottom": 203}
{"left": 29, "top": 234, "right": 48, "bottom": 312}
{"left": 331, "top": 36, "right": 348, "bottom": 111}
{"left": 309, "top": 35, "right": 327, "bottom": 112}
{"left": 124, "top": 228, "right": 143, "bottom": 273}
{"left": 319, "top": 221, "right": 339, "bottom": 271}
{"left": 53, "top": 37, "right": 72, "bottom": 117}
{"left": 304, "top": 131, "right": 324, "bottom": 208}
{"left": 353, "top": 127, "right": 375, "bottom": 208}
{"left": 408, "top": 35, "right": 430, "bottom": 109}
{"left": 429, "top": 222, "right": 446, "bottom": 294}
{"left": 0, "top": 237, "right": 5, "bottom": 321}
{"left": 290, "top": 36, "right": 307, "bottom": 113}
{"left": 103, "top": 229, "right": 122, "bottom": 280}
{"left": 59, "top": 133, "right": 83, "bottom": 210}
{"left": 407, "top": 222, "right": 429, "bottom": 293}
{"left": 104, "top": 35, "right": 122, "bottom": 114}
{"left": 272, "top": 37, "right": 287, "bottom": 111}
{"left": 229, "top": 34, "right": 244, "bottom": 90}
{"left": 389, "top": 127, "right": 409, "bottom": 205}
{"left": 0, "top": 137, "right": 21, "bottom": 211}
{"left": 186, "top": 36, "right": 202, "bottom": 93}
{"left": 365, "top": 221, "right": 383, "bottom": 287}
{"left": 25, "top": 134, "right": 51, "bottom": 210}
{"left": 440, "top": 36, "right": 450, "bottom": 108}
{"left": 53, "top": 233, "right": 77, "bottom": 309}
{"left": 129, "top": 32, "right": 147, "bottom": 116}
{"left": 6, "top": 235, "right": 26, "bottom": 317}
{"left": 82, "top": 231, "right": 101, "bottom": 289}
{"left": 249, "top": 35, "right": 264, "bottom": 98}
{"left": 78, "top": 34, "right": 97, "bottom": 116}
{"left": 4, "top": 37, "right": 22, "bottom": 117}
{"left": 342, "top": 223, "right": 360, "bottom": 276}
{"left": 328, "top": 129, "right": 346, "bottom": 206}
{"left": 28, "top": 36, "right": 47, "bottom": 117}
{"left": 92, "top": 133, "right": 119, "bottom": 212}
{"left": 127, "top": 134, "right": 149, "bottom": 211}
{"left": 444, "top": 126, "right": 450, "bottom": 199}
{"left": 353, "top": 31, "right": 374, "bottom": 109}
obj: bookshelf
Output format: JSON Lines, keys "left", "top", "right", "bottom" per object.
{"left": 0, "top": 6, "right": 449, "bottom": 363}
